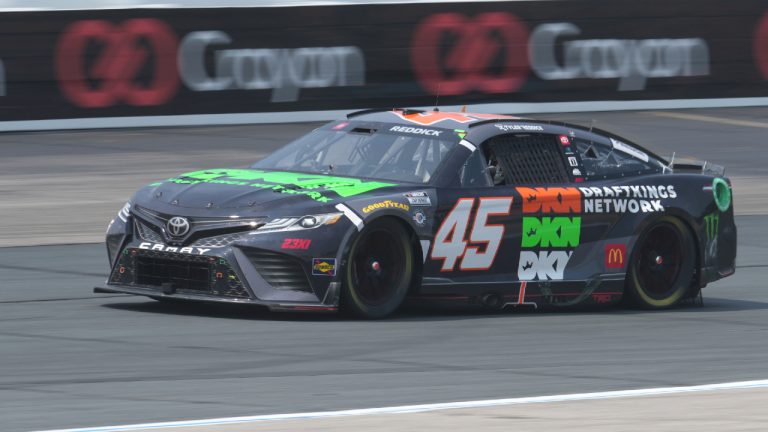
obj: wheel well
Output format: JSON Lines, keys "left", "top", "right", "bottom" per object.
{"left": 631, "top": 213, "right": 701, "bottom": 295}
{"left": 370, "top": 216, "right": 423, "bottom": 293}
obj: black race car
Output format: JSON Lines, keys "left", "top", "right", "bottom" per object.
{"left": 98, "top": 109, "right": 736, "bottom": 318}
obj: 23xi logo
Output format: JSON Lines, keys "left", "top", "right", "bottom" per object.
{"left": 410, "top": 12, "right": 529, "bottom": 96}
{"left": 55, "top": 19, "right": 180, "bottom": 108}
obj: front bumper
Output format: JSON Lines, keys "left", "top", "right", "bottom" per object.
{"left": 103, "top": 215, "right": 351, "bottom": 311}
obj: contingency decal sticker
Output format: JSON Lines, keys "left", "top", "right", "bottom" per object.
{"left": 516, "top": 187, "right": 581, "bottom": 281}
{"left": 165, "top": 169, "right": 397, "bottom": 203}
{"left": 312, "top": 258, "right": 337, "bottom": 276}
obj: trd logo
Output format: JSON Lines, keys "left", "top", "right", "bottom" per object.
{"left": 410, "top": 12, "right": 529, "bottom": 95}
{"left": 605, "top": 244, "right": 627, "bottom": 269}
{"left": 55, "top": 19, "right": 180, "bottom": 108}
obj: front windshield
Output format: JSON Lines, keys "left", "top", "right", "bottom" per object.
{"left": 252, "top": 122, "right": 458, "bottom": 184}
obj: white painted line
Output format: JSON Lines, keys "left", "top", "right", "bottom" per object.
{"left": 335, "top": 203, "right": 363, "bottom": 231}
{"left": 648, "top": 111, "right": 768, "bottom": 129}
{"left": 4, "top": 97, "right": 768, "bottom": 132}
{"left": 35, "top": 378, "right": 768, "bottom": 432}
{"left": 0, "top": 0, "right": 542, "bottom": 12}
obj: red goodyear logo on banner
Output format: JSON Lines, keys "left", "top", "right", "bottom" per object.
{"left": 55, "top": 19, "right": 180, "bottom": 108}
{"left": 410, "top": 12, "right": 529, "bottom": 96}
{"left": 605, "top": 244, "right": 627, "bottom": 269}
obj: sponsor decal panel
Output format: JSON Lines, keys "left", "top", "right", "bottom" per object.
{"left": 516, "top": 187, "right": 581, "bottom": 281}
{"left": 389, "top": 126, "right": 442, "bottom": 136}
{"left": 610, "top": 138, "right": 649, "bottom": 162}
{"left": 704, "top": 212, "right": 720, "bottom": 260}
{"left": 494, "top": 124, "right": 544, "bottom": 132}
{"left": 281, "top": 238, "right": 312, "bottom": 250}
{"left": 404, "top": 191, "right": 432, "bottom": 206}
{"left": 138, "top": 242, "right": 211, "bottom": 255}
{"left": 580, "top": 185, "right": 676, "bottom": 214}
{"left": 362, "top": 200, "right": 410, "bottom": 214}
{"left": 312, "top": 258, "right": 337, "bottom": 276}
{"left": 704, "top": 212, "right": 719, "bottom": 240}
{"left": 431, "top": 197, "right": 513, "bottom": 271}
{"left": 412, "top": 210, "right": 427, "bottom": 227}
{"left": 605, "top": 244, "right": 627, "bottom": 269}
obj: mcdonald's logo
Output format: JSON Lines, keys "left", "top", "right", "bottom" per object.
{"left": 605, "top": 244, "right": 627, "bottom": 269}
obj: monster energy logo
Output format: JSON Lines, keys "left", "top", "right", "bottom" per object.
{"left": 704, "top": 213, "right": 719, "bottom": 240}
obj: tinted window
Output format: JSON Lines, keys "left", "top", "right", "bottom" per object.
{"left": 253, "top": 125, "right": 457, "bottom": 184}
{"left": 574, "top": 137, "right": 662, "bottom": 180}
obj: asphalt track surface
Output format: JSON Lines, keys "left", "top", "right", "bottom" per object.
{"left": 2, "top": 107, "right": 768, "bottom": 431}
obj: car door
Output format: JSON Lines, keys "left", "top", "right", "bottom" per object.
{"left": 421, "top": 147, "right": 522, "bottom": 293}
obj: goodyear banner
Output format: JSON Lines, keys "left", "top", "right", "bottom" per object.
{"left": 2, "top": 0, "right": 768, "bottom": 122}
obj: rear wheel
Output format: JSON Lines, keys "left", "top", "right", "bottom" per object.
{"left": 625, "top": 217, "right": 696, "bottom": 309}
{"left": 342, "top": 218, "right": 414, "bottom": 319}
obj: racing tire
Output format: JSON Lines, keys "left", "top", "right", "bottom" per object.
{"left": 342, "top": 218, "right": 414, "bottom": 319}
{"left": 625, "top": 216, "right": 696, "bottom": 309}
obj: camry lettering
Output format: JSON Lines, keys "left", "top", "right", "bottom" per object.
{"left": 139, "top": 242, "right": 211, "bottom": 255}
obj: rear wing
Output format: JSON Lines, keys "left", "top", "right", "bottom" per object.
{"left": 671, "top": 160, "right": 725, "bottom": 177}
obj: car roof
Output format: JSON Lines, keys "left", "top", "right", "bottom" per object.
{"left": 346, "top": 108, "right": 524, "bottom": 130}
{"left": 345, "top": 108, "right": 667, "bottom": 164}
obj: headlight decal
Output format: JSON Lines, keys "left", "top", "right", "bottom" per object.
{"left": 250, "top": 212, "right": 345, "bottom": 235}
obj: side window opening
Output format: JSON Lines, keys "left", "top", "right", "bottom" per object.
{"left": 574, "top": 137, "right": 661, "bottom": 180}
{"left": 482, "top": 134, "right": 569, "bottom": 186}
{"left": 460, "top": 149, "right": 493, "bottom": 187}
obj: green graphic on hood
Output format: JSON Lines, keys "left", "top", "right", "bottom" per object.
{"left": 164, "top": 169, "right": 397, "bottom": 203}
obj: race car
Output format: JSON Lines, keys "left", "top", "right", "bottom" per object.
{"left": 97, "top": 108, "right": 736, "bottom": 318}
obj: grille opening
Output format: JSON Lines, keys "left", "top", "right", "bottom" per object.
{"left": 488, "top": 134, "right": 569, "bottom": 184}
{"left": 242, "top": 249, "right": 312, "bottom": 292}
{"left": 135, "top": 256, "right": 211, "bottom": 292}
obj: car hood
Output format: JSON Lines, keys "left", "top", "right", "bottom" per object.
{"left": 141, "top": 168, "right": 401, "bottom": 211}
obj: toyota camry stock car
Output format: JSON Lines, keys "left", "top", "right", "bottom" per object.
{"left": 97, "top": 109, "right": 736, "bottom": 318}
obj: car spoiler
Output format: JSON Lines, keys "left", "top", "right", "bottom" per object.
{"left": 671, "top": 160, "right": 725, "bottom": 177}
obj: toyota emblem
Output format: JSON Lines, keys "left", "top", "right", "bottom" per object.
{"left": 167, "top": 216, "right": 190, "bottom": 237}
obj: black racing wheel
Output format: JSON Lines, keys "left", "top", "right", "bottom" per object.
{"left": 625, "top": 216, "right": 696, "bottom": 309}
{"left": 342, "top": 218, "right": 414, "bottom": 319}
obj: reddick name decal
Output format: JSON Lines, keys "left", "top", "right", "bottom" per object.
{"left": 580, "top": 185, "right": 677, "bottom": 213}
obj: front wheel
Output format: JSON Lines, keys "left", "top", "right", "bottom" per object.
{"left": 625, "top": 216, "right": 696, "bottom": 309}
{"left": 342, "top": 218, "right": 414, "bottom": 319}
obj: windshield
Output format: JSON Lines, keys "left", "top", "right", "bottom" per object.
{"left": 252, "top": 122, "right": 459, "bottom": 184}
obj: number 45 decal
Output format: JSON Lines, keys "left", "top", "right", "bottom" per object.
{"left": 431, "top": 197, "right": 513, "bottom": 271}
